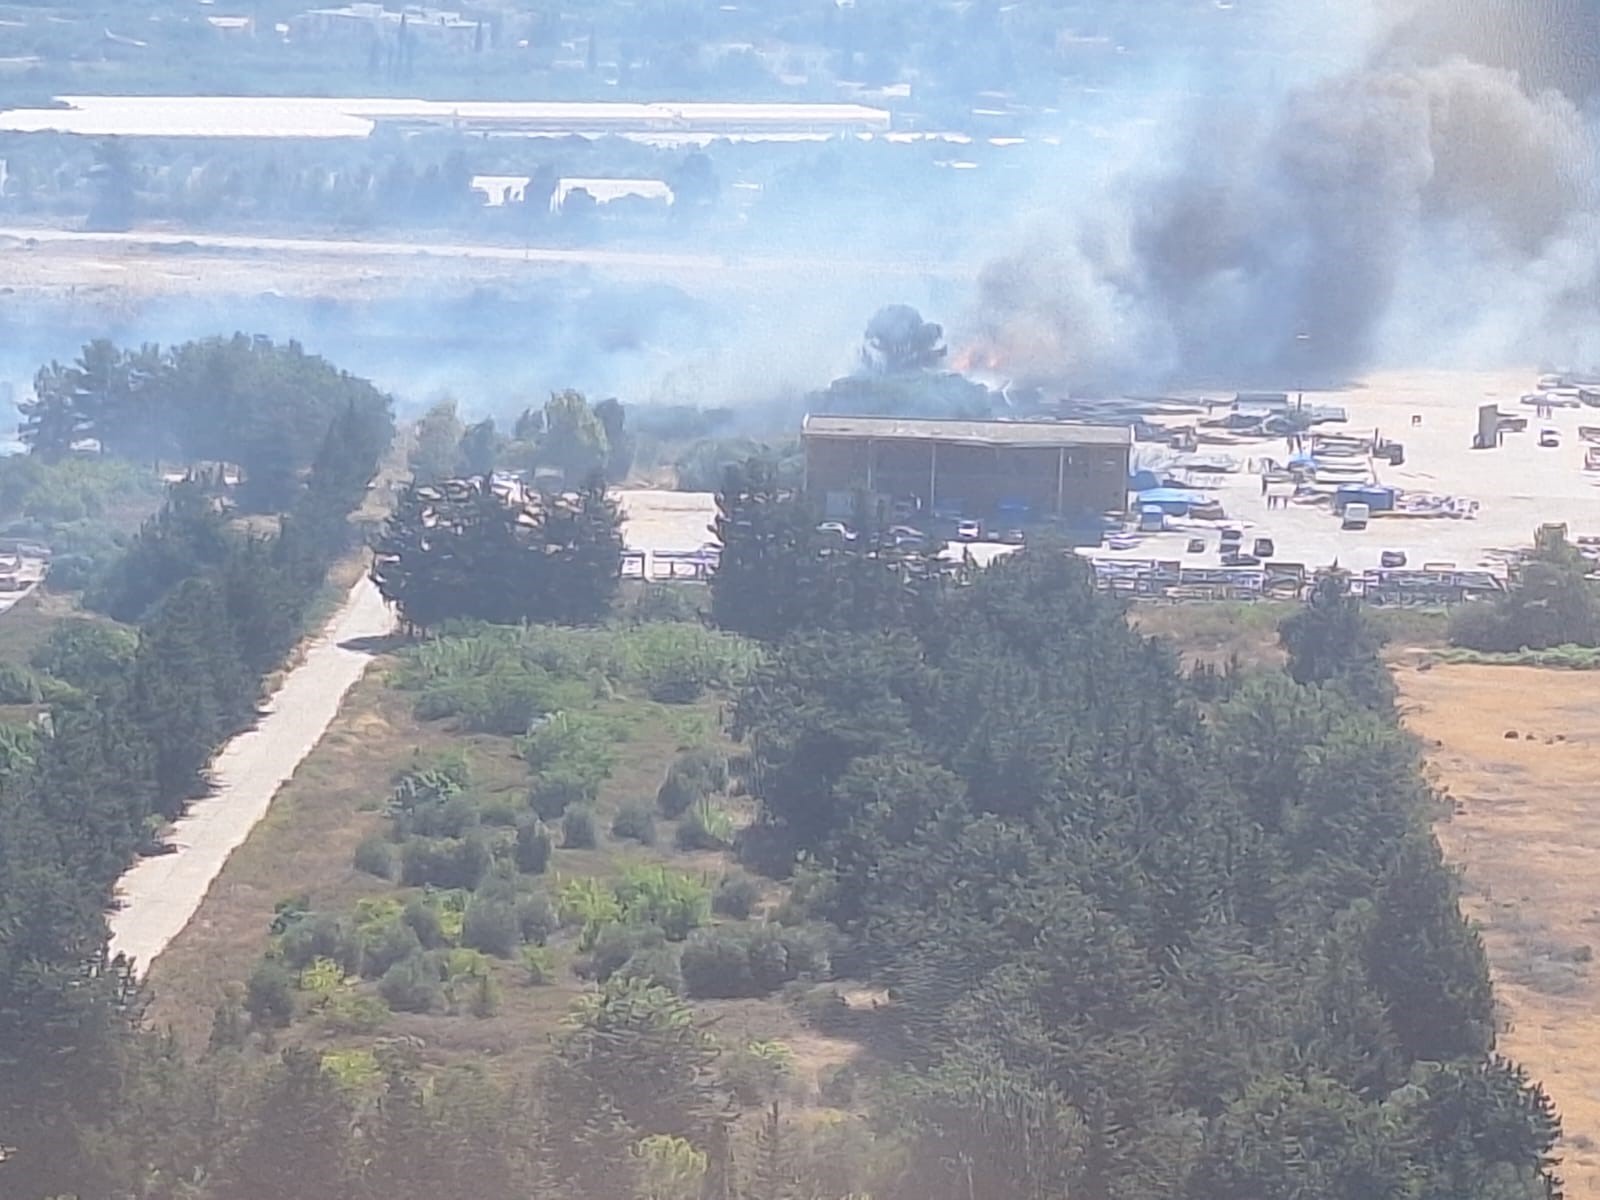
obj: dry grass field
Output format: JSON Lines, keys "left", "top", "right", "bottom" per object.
{"left": 1399, "top": 662, "right": 1600, "bottom": 1198}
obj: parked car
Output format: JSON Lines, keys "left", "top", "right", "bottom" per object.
{"left": 817, "top": 521, "right": 856, "bottom": 543}
{"left": 1221, "top": 551, "right": 1261, "bottom": 566}
{"left": 1186, "top": 537, "right": 1206, "bottom": 554}
{"left": 956, "top": 519, "right": 983, "bottom": 541}
{"left": 1252, "top": 536, "right": 1275, "bottom": 558}
{"left": 1381, "top": 550, "right": 1408, "bottom": 568}
{"left": 1540, "top": 427, "right": 1561, "bottom": 448}
{"left": 1219, "top": 527, "right": 1243, "bottom": 547}
{"left": 1341, "top": 502, "right": 1370, "bottom": 530}
{"left": 887, "top": 524, "right": 924, "bottom": 548}
{"left": 1000, "top": 528, "right": 1026, "bottom": 545}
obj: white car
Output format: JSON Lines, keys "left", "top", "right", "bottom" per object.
{"left": 956, "top": 519, "right": 983, "bottom": 541}
{"left": 816, "top": 521, "right": 856, "bottom": 542}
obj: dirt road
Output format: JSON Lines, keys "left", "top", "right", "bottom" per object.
{"left": 0, "top": 225, "right": 964, "bottom": 293}
{"left": 1400, "top": 661, "right": 1600, "bottom": 1197}
{"left": 107, "top": 576, "right": 394, "bottom": 974}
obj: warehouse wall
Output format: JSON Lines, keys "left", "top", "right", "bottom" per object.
{"left": 803, "top": 436, "right": 1129, "bottom": 520}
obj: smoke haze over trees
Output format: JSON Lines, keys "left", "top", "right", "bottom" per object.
{"left": 2, "top": 4, "right": 1600, "bottom": 419}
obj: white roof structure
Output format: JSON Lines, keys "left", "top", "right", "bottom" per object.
{"left": 470, "top": 174, "right": 529, "bottom": 206}
{"left": 802, "top": 414, "right": 1133, "bottom": 448}
{"left": 553, "top": 177, "right": 673, "bottom": 210}
{"left": 0, "top": 95, "right": 891, "bottom": 140}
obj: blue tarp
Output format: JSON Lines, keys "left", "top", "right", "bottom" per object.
{"left": 1333, "top": 484, "right": 1396, "bottom": 512}
{"left": 1136, "top": 486, "right": 1208, "bottom": 516}
{"left": 1137, "top": 486, "right": 1207, "bottom": 505}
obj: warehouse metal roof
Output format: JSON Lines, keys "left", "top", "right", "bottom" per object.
{"left": 801, "top": 414, "right": 1132, "bottom": 448}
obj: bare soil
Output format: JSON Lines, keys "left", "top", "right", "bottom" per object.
{"left": 1399, "top": 662, "right": 1600, "bottom": 1197}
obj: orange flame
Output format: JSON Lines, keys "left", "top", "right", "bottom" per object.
{"left": 952, "top": 344, "right": 1003, "bottom": 375}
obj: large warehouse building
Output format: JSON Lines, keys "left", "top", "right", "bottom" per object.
{"left": 801, "top": 415, "right": 1131, "bottom": 522}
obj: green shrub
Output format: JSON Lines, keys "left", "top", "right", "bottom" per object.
{"left": 679, "top": 931, "right": 754, "bottom": 999}
{"left": 278, "top": 912, "right": 361, "bottom": 975}
{"left": 357, "top": 917, "right": 423, "bottom": 979}
{"left": 411, "top": 667, "right": 582, "bottom": 735}
{"left": 770, "top": 863, "right": 838, "bottom": 927}
{"left": 675, "top": 799, "right": 733, "bottom": 851}
{"left": 613, "top": 866, "right": 710, "bottom": 940}
{"left": 617, "top": 943, "right": 684, "bottom": 994}
{"left": 379, "top": 952, "right": 444, "bottom": 1014}
{"left": 558, "top": 877, "right": 623, "bottom": 936}
{"left": 389, "top": 758, "right": 469, "bottom": 812}
{"left": 0, "top": 661, "right": 43, "bottom": 704}
{"left": 679, "top": 925, "right": 829, "bottom": 999}
{"left": 353, "top": 835, "right": 396, "bottom": 880}
{"left": 400, "top": 834, "right": 492, "bottom": 890}
{"left": 478, "top": 794, "right": 522, "bottom": 826}
{"left": 530, "top": 770, "right": 595, "bottom": 820}
{"left": 397, "top": 794, "right": 481, "bottom": 840}
{"left": 515, "top": 814, "right": 553, "bottom": 874}
{"left": 522, "top": 711, "right": 619, "bottom": 815}
{"left": 757, "top": 924, "right": 830, "bottom": 985}
{"left": 32, "top": 618, "right": 138, "bottom": 690}
{"left": 271, "top": 893, "right": 313, "bottom": 936}
{"left": 611, "top": 802, "right": 658, "bottom": 845}
{"left": 323, "top": 991, "right": 392, "bottom": 1035}
{"left": 402, "top": 895, "right": 446, "bottom": 948}
{"left": 648, "top": 674, "right": 706, "bottom": 704}
{"left": 676, "top": 747, "right": 729, "bottom": 792}
{"left": 245, "top": 959, "right": 296, "bottom": 1028}
{"left": 713, "top": 873, "right": 761, "bottom": 920}
{"left": 433, "top": 948, "right": 498, "bottom": 1016}
{"left": 656, "top": 767, "right": 706, "bottom": 818}
{"left": 461, "top": 893, "right": 520, "bottom": 958}
{"left": 516, "top": 890, "right": 557, "bottom": 944}
{"left": 562, "top": 805, "right": 599, "bottom": 849}
{"left": 585, "top": 922, "right": 667, "bottom": 982}
{"left": 520, "top": 944, "right": 556, "bottom": 985}
{"left": 630, "top": 584, "right": 704, "bottom": 624}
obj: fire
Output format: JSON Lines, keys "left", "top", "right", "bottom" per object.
{"left": 952, "top": 343, "right": 1003, "bottom": 375}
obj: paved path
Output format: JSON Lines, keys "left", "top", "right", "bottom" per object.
{"left": 108, "top": 576, "right": 395, "bottom": 975}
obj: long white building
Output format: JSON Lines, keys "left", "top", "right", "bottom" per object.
{"left": 0, "top": 95, "right": 892, "bottom": 141}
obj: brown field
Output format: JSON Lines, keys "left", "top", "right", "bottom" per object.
{"left": 1398, "top": 662, "right": 1600, "bottom": 1197}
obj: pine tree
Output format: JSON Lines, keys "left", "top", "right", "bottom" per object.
{"left": 218, "top": 1048, "right": 354, "bottom": 1200}
{"left": 1364, "top": 832, "right": 1495, "bottom": 1063}
{"left": 544, "top": 470, "right": 623, "bottom": 625}
{"left": 132, "top": 576, "right": 253, "bottom": 810}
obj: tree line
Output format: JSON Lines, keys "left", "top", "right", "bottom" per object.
{"left": 371, "top": 468, "right": 623, "bottom": 633}
{"left": 21, "top": 334, "right": 392, "bottom": 512}
{"left": 0, "top": 347, "right": 392, "bottom": 1197}
{"left": 705, "top": 471, "right": 1562, "bottom": 1199}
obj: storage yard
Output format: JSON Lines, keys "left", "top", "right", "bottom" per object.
{"left": 617, "top": 368, "right": 1600, "bottom": 592}
{"left": 1085, "top": 367, "right": 1600, "bottom": 592}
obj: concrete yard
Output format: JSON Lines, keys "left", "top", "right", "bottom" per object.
{"left": 1110, "top": 368, "right": 1594, "bottom": 574}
